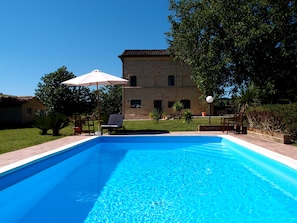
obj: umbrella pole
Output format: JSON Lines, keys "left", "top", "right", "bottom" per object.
{"left": 97, "top": 83, "right": 101, "bottom": 134}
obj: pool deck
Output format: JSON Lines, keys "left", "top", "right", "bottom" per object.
{"left": 0, "top": 131, "right": 297, "bottom": 168}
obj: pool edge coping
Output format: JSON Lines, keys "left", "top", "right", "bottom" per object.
{"left": 1, "top": 134, "right": 297, "bottom": 176}
{"left": 0, "top": 136, "right": 98, "bottom": 176}
{"left": 222, "top": 135, "right": 297, "bottom": 171}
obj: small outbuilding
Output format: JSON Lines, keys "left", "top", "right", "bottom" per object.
{"left": 0, "top": 95, "right": 45, "bottom": 128}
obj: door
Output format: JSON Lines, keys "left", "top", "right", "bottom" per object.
{"left": 154, "top": 100, "right": 162, "bottom": 112}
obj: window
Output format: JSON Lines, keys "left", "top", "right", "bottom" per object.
{"left": 154, "top": 100, "right": 162, "bottom": 112}
{"left": 168, "top": 75, "right": 175, "bottom": 86}
{"left": 130, "top": 100, "right": 141, "bottom": 108}
{"left": 26, "top": 108, "right": 32, "bottom": 115}
{"left": 181, "top": 100, "right": 191, "bottom": 109}
{"left": 130, "top": 76, "right": 137, "bottom": 86}
{"left": 168, "top": 101, "right": 175, "bottom": 108}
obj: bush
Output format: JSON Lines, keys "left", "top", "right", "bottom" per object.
{"left": 245, "top": 103, "right": 297, "bottom": 139}
{"left": 280, "top": 104, "right": 297, "bottom": 139}
{"left": 47, "top": 113, "right": 69, "bottom": 136}
{"left": 149, "top": 109, "right": 161, "bottom": 123}
{"left": 183, "top": 109, "right": 193, "bottom": 123}
{"left": 34, "top": 113, "right": 69, "bottom": 136}
{"left": 34, "top": 116, "right": 51, "bottom": 135}
{"left": 172, "top": 102, "right": 184, "bottom": 120}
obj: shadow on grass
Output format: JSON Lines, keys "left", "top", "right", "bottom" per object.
{"left": 111, "top": 129, "right": 170, "bottom": 135}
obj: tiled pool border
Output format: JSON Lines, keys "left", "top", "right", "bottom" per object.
{"left": 222, "top": 135, "right": 297, "bottom": 171}
{"left": 0, "top": 137, "right": 97, "bottom": 176}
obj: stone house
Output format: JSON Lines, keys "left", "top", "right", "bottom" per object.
{"left": 118, "top": 50, "right": 209, "bottom": 119}
{"left": 0, "top": 96, "right": 45, "bottom": 127}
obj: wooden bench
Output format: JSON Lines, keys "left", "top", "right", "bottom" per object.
{"left": 222, "top": 112, "right": 245, "bottom": 134}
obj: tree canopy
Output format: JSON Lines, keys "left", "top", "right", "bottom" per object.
{"left": 35, "top": 66, "right": 96, "bottom": 116}
{"left": 98, "top": 85, "right": 123, "bottom": 115}
{"left": 167, "top": 0, "right": 297, "bottom": 103}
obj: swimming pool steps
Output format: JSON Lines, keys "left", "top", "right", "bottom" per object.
{"left": 180, "top": 143, "right": 234, "bottom": 160}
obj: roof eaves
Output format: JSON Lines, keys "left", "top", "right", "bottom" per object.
{"left": 118, "top": 49, "right": 172, "bottom": 59}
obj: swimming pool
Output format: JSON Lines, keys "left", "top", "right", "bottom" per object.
{"left": 0, "top": 135, "right": 297, "bottom": 222}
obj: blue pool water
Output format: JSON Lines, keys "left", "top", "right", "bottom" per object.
{"left": 0, "top": 136, "right": 297, "bottom": 222}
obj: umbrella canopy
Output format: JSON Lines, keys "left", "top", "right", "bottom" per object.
{"left": 62, "top": 69, "right": 128, "bottom": 86}
{"left": 61, "top": 69, "right": 128, "bottom": 134}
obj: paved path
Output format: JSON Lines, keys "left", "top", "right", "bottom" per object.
{"left": 0, "top": 132, "right": 297, "bottom": 168}
{"left": 171, "top": 131, "right": 297, "bottom": 160}
{"left": 0, "top": 135, "right": 92, "bottom": 168}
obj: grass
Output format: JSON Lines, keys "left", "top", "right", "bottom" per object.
{"left": 122, "top": 117, "right": 222, "bottom": 132}
{"left": 0, "top": 127, "right": 73, "bottom": 154}
{"left": 0, "top": 117, "right": 222, "bottom": 155}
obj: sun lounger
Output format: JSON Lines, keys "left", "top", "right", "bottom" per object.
{"left": 101, "top": 114, "right": 124, "bottom": 135}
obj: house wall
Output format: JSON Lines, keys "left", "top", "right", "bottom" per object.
{"left": 0, "top": 97, "right": 45, "bottom": 127}
{"left": 120, "top": 54, "right": 209, "bottom": 119}
{"left": 0, "top": 107, "right": 22, "bottom": 127}
{"left": 21, "top": 98, "right": 45, "bottom": 124}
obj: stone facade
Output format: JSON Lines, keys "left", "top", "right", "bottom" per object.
{"left": 118, "top": 50, "right": 208, "bottom": 119}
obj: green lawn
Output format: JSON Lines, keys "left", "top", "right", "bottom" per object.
{"left": 122, "top": 117, "right": 221, "bottom": 132}
{"left": 0, "top": 127, "right": 74, "bottom": 154}
{"left": 0, "top": 117, "right": 222, "bottom": 155}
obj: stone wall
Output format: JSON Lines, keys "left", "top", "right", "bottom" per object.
{"left": 247, "top": 128, "right": 292, "bottom": 144}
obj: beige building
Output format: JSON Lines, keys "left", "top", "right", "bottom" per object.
{"left": 118, "top": 50, "right": 208, "bottom": 119}
{"left": 0, "top": 96, "right": 45, "bottom": 127}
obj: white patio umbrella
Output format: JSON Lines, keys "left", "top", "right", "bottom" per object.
{"left": 61, "top": 69, "right": 128, "bottom": 134}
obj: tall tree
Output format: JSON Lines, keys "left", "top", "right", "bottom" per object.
{"left": 35, "top": 66, "right": 96, "bottom": 116}
{"left": 98, "top": 85, "right": 123, "bottom": 115}
{"left": 167, "top": 0, "right": 297, "bottom": 103}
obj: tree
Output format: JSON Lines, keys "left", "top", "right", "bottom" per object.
{"left": 35, "top": 66, "right": 96, "bottom": 116}
{"left": 167, "top": 0, "right": 297, "bottom": 103}
{"left": 233, "top": 81, "right": 262, "bottom": 112}
{"left": 98, "top": 85, "right": 123, "bottom": 115}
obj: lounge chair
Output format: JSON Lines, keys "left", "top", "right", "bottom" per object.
{"left": 101, "top": 114, "right": 124, "bottom": 135}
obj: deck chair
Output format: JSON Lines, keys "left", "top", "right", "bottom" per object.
{"left": 101, "top": 114, "right": 124, "bottom": 135}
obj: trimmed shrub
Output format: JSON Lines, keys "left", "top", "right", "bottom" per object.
{"left": 245, "top": 103, "right": 297, "bottom": 139}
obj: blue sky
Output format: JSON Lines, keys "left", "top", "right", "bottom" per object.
{"left": 0, "top": 0, "right": 170, "bottom": 96}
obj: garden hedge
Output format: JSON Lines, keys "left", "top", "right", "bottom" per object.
{"left": 245, "top": 103, "right": 297, "bottom": 140}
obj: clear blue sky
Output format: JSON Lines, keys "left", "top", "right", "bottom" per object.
{"left": 0, "top": 0, "right": 170, "bottom": 96}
